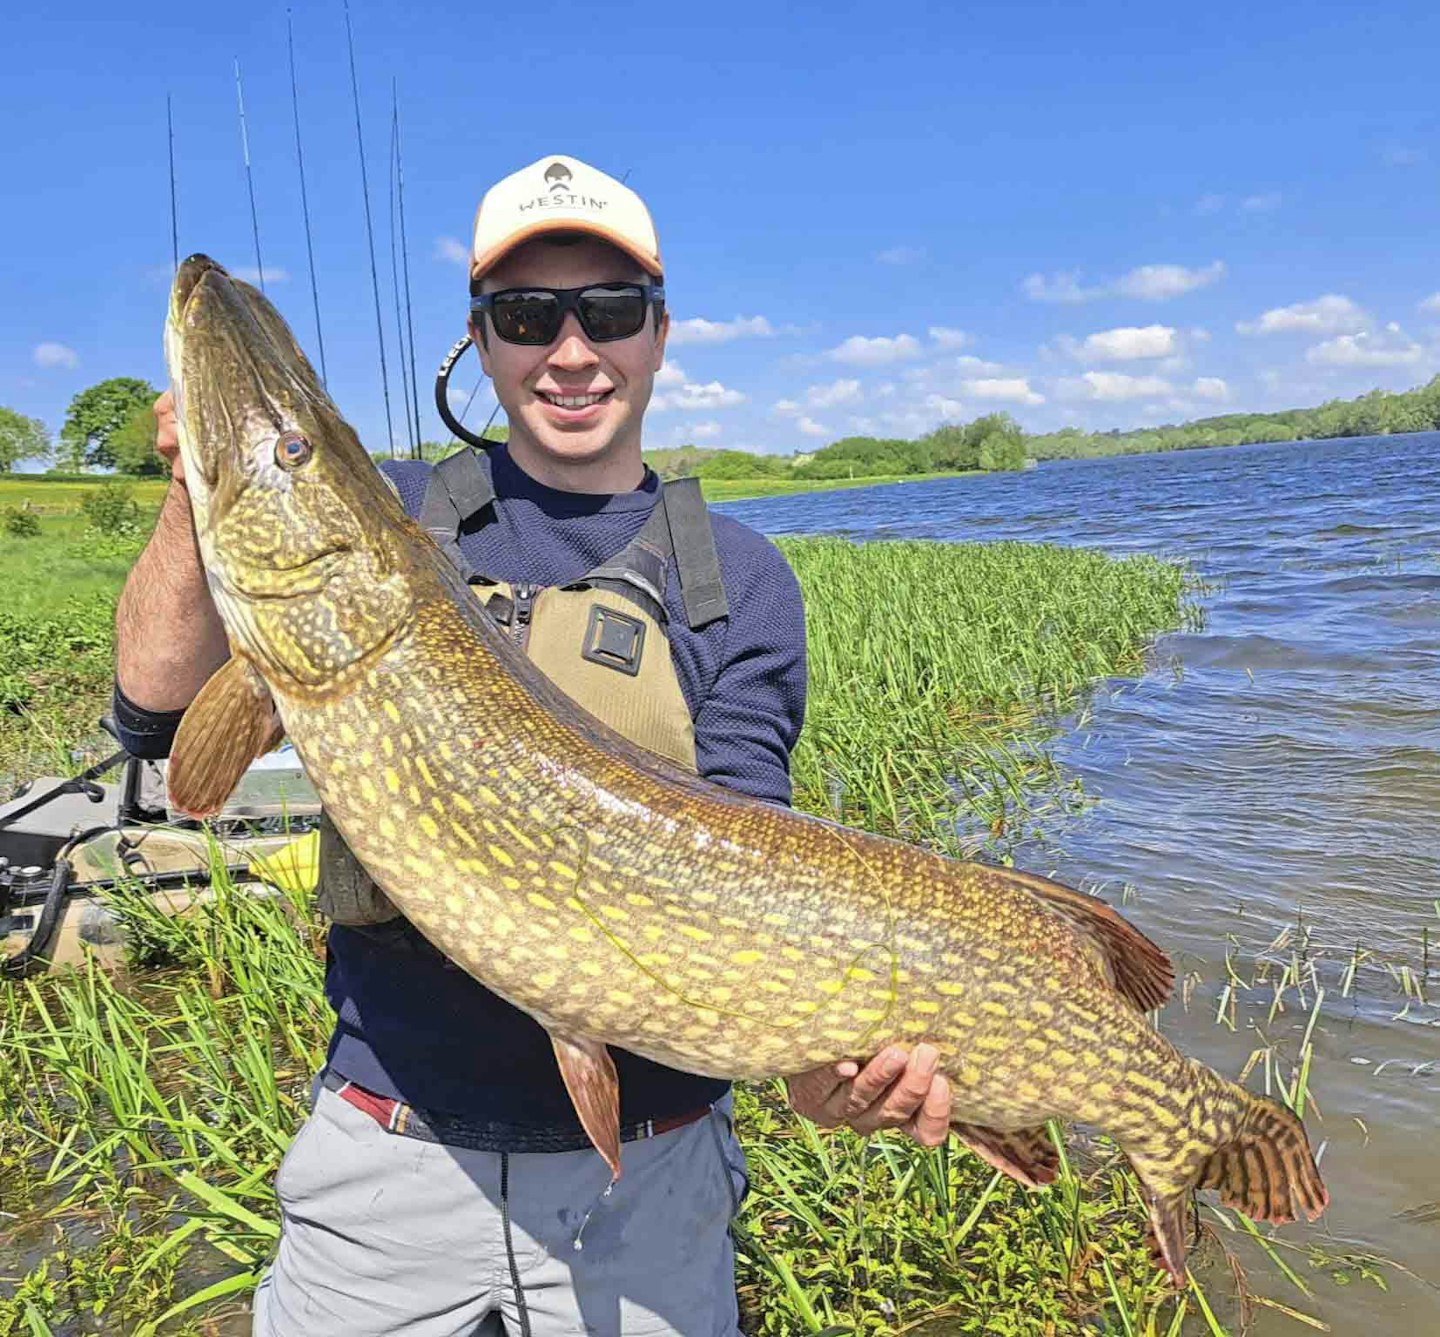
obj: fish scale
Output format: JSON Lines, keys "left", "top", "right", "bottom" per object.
{"left": 161, "top": 253, "right": 1329, "bottom": 1285}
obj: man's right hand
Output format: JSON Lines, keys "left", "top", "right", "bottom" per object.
{"left": 155, "top": 391, "right": 183, "bottom": 482}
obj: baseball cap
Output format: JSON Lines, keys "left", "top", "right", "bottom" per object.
{"left": 470, "top": 154, "right": 663, "bottom": 282}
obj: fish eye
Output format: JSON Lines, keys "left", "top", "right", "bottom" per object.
{"left": 275, "top": 431, "right": 313, "bottom": 470}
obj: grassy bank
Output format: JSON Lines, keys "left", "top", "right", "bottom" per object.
{"left": 699, "top": 470, "right": 976, "bottom": 503}
{"left": 0, "top": 524, "right": 1357, "bottom": 1333}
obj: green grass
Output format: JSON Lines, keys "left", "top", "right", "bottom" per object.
{"left": 0, "top": 517, "right": 1381, "bottom": 1334}
{"left": 0, "top": 476, "right": 168, "bottom": 515}
{"left": 699, "top": 470, "right": 976, "bottom": 503}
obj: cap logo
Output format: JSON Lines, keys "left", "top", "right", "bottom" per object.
{"left": 544, "top": 161, "right": 572, "bottom": 192}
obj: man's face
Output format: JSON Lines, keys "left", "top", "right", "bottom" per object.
{"left": 471, "top": 236, "right": 668, "bottom": 478}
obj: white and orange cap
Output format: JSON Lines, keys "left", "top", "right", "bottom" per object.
{"left": 469, "top": 154, "right": 663, "bottom": 282}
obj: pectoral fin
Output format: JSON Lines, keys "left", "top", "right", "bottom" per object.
{"left": 167, "top": 657, "right": 284, "bottom": 818}
{"left": 550, "top": 1032, "right": 622, "bottom": 1182}
{"left": 952, "top": 1121, "right": 1059, "bottom": 1188}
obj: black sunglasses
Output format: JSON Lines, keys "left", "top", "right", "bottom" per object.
{"left": 470, "top": 282, "right": 665, "bottom": 346}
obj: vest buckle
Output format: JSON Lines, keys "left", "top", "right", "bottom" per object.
{"left": 581, "top": 604, "right": 646, "bottom": 677}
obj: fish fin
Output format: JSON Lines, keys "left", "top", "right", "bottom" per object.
{"left": 167, "top": 658, "right": 284, "bottom": 818}
{"left": 951, "top": 1122, "right": 1058, "bottom": 1188}
{"left": 1142, "top": 1185, "right": 1192, "bottom": 1287}
{"left": 1000, "top": 868, "right": 1174, "bottom": 1012}
{"left": 1198, "top": 1096, "right": 1329, "bottom": 1225}
{"left": 550, "top": 1032, "right": 622, "bottom": 1182}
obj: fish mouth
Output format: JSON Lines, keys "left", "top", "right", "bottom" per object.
{"left": 219, "top": 549, "right": 349, "bottom": 601}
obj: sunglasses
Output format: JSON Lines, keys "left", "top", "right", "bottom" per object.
{"left": 470, "top": 282, "right": 665, "bottom": 346}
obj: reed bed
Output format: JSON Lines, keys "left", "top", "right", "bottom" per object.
{"left": 0, "top": 534, "right": 1377, "bottom": 1334}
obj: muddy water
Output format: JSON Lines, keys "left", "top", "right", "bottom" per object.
{"left": 720, "top": 432, "right": 1440, "bottom": 1331}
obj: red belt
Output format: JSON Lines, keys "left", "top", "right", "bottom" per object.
{"left": 332, "top": 1076, "right": 709, "bottom": 1148}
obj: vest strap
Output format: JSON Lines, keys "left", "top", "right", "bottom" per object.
{"left": 417, "top": 449, "right": 496, "bottom": 579}
{"left": 662, "top": 478, "right": 729, "bottom": 629}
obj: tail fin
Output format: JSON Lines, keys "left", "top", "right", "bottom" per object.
{"left": 1143, "top": 1095, "right": 1328, "bottom": 1286}
{"left": 1198, "top": 1095, "right": 1329, "bottom": 1225}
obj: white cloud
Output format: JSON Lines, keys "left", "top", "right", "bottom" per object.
{"left": 1192, "top": 376, "right": 1230, "bottom": 402}
{"left": 796, "top": 416, "right": 830, "bottom": 438}
{"left": 927, "top": 326, "right": 970, "bottom": 349}
{"left": 773, "top": 398, "right": 800, "bottom": 416}
{"left": 1418, "top": 292, "right": 1440, "bottom": 314}
{"left": 1021, "top": 271, "right": 1092, "bottom": 303}
{"left": 827, "top": 333, "right": 923, "bottom": 366}
{"left": 688, "top": 421, "right": 722, "bottom": 440}
{"left": 651, "top": 379, "right": 747, "bottom": 411}
{"left": 1057, "top": 371, "right": 1174, "bottom": 402}
{"left": 232, "top": 266, "right": 290, "bottom": 284}
{"left": 33, "top": 342, "right": 78, "bottom": 369}
{"left": 1072, "top": 324, "right": 1179, "bottom": 361}
{"left": 877, "top": 245, "right": 925, "bottom": 265}
{"left": 964, "top": 377, "right": 1045, "bottom": 405}
{"left": 1195, "top": 194, "right": 1227, "bottom": 215}
{"left": 1305, "top": 330, "right": 1424, "bottom": 367}
{"left": 803, "top": 378, "right": 862, "bottom": 409}
{"left": 1237, "top": 295, "right": 1370, "bottom": 336}
{"left": 1023, "top": 261, "right": 1224, "bottom": 303}
{"left": 1113, "top": 261, "right": 1226, "bottom": 300}
{"left": 1239, "top": 192, "right": 1282, "bottom": 213}
{"left": 952, "top": 354, "right": 1005, "bottom": 375}
{"left": 435, "top": 236, "right": 470, "bottom": 267}
{"left": 655, "top": 361, "right": 687, "bottom": 389}
{"left": 668, "top": 315, "right": 774, "bottom": 346}
{"left": 1382, "top": 147, "right": 1426, "bottom": 167}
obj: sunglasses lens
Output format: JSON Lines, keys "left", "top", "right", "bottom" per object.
{"left": 577, "top": 287, "right": 648, "bottom": 341}
{"left": 490, "top": 291, "right": 561, "bottom": 344}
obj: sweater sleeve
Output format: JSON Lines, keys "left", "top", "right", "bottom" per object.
{"left": 690, "top": 531, "right": 808, "bottom": 807}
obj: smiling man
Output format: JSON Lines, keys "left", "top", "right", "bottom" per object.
{"left": 113, "top": 154, "right": 950, "bottom": 1336}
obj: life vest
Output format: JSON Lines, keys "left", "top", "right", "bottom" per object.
{"left": 314, "top": 449, "right": 729, "bottom": 927}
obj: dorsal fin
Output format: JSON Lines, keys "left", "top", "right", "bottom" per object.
{"left": 1002, "top": 867, "right": 1174, "bottom": 1012}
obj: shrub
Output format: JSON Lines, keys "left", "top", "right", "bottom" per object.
{"left": 2, "top": 505, "right": 40, "bottom": 538}
{"left": 79, "top": 481, "right": 141, "bottom": 536}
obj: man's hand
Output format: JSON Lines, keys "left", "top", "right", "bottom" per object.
{"left": 154, "top": 391, "right": 183, "bottom": 482}
{"left": 786, "top": 1044, "right": 952, "bottom": 1147}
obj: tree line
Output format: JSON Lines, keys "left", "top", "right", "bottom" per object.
{"left": 8, "top": 372, "right": 1440, "bottom": 479}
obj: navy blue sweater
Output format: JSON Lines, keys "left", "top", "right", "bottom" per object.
{"left": 113, "top": 446, "right": 808, "bottom": 1141}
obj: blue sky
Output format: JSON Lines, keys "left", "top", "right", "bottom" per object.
{"left": 5, "top": 0, "right": 1440, "bottom": 461}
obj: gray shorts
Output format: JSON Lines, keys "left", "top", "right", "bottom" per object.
{"left": 251, "top": 1079, "right": 748, "bottom": 1337}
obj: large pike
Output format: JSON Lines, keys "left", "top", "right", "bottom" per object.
{"left": 162, "top": 255, "right": 1326, "bottom": 1282}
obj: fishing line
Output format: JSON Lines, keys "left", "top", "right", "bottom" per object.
{"left": 344, "top": 0, "right": 396, "bottom": 457}
{"left": 387, "top": 95, "right": 417, "bottom": 458}
{"left": 166, "top": 94, "right": 179, "bottom": 273}
{"left": 393, "top": 84, "right": 423, "bottom": 457}
{"left": 287, "top": 10, "right": 328, "bottom": 386}
{"left": 233, "top": 60, "right": 265, "bottom": 293}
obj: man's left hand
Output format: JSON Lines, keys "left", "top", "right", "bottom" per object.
{"left": 785, "top": 1044, "right": 952, "bottom": 1147}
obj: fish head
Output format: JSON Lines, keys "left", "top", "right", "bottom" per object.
{"left": 165, "top": 254, "right": 414, "bottom": 688}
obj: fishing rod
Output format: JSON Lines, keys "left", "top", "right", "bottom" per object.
{"left": 287, "top": 9, "right": 328, "bottom": 386}
{"left": 166, "top": 94, "right": 179, "bottom": 273}
{"left": 387, "top": 88, "right": 417, "bottom": 458}
{"left": 433, "top": 336, "right": 501, "bottom": 450}
{"left": 393, "top": 85, "right": 423, "bottom": 457}
{"left": 343, "top": 0, "right": 397, "bottom": 457}
{"left": 234, "top": 59, "right": 265, "bottom": 292}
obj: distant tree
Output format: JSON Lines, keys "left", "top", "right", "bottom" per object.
{"left": 108, "top": 402, "right": 167, "bottom": 476}
{"left": 60, "top": 377, "right": 158, "bottom": 470}
{"left": 0, "top": 406, "right": 50, "bottom": 472}
{"left": 697, "top": 449, "right": 783, "bottom": 480}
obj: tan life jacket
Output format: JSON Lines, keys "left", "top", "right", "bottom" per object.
{"left": 314, "top": 451, "right": 729, "bottom": 927}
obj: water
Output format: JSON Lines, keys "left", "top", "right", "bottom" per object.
{"left": 718, "top": 433, "right": 1440, "bottom": 1331}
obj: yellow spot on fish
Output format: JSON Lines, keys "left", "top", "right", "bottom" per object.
{"left": 791, "top": 1000, "right": 819, "bottom": 1014}
{"left": 415, "top": 757, "right": 436, "bottom": 787}
{"left": 382, "top": 700, "right": 400, "bottom": 722}
{"left": 548, "top": 861, "right": 577, "bottom": 881}
{"left": 846, "top": 966, "right": 875, "bottom": 983}
{"left": 418, "top": 815, "right": 439, "bottom": 839}
{"left": 625, "top": 891, "right": 653, "bottom": 908}
{"left": 359, "top": 777, "right": 377, "bottom": 803}
{"left": 339, "top": 722, "right": 357, "bottom": 744}
{"left": 763, "top": 912, "right": 788, "bottom": 927}
{"left": 600, "top": 905, "right": 628, "bottom": 922}
{"left": 527, "top": 892, "right": 555, "bottom": 911}
{"left": 912, "top": 1000, "right": 940, "bottom": 1014}
{"left": 677, "top": 924, "right": 712, "bottom": 942}
{"left": 490, "top": 846, "right": 515, "bottom": 869}
{"left": 855, "top": 1007, "right": 887, "bottom": 1022}
{"left": 533, "top": 970, "right": 558, "bottom": 989}
{"left": 378, "top": 816, "right": 397, "bottom": 840}
{"left": 568, "top": 925, "right": 593, "bottom": 943}
{"left": 383, "top": 769, "right": 401, "bottom": 795}
{"left": 818, "top": 979, "right": 845, "bottom": 994}
{"left": 732, "top": 949, "right": 764, "bottom": 966}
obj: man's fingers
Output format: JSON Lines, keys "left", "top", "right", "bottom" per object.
{"left": 833, "top": 1046, "right": 907, "bottom": 1122}
{"left": 906, "top": 1072, "right": 952, "bottom": 1147}
{"left": 845, "top": 1044, "right": 939, "bottom": 1134}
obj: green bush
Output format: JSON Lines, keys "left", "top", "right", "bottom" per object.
{"left": 2, "top": 505, "right": 40, "bottom": 538}
{"left": 79, "top": 481, "right": 141, "bottom": 536}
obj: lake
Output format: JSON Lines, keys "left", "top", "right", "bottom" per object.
{"left": 718, "top": 432, "right": 1440, "bottom": 1333}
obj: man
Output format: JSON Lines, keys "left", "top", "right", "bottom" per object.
{"left": 113, "top": 154, "right": 952, "bottom": 1336}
